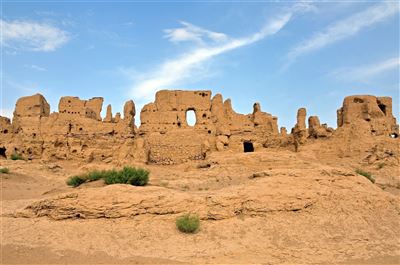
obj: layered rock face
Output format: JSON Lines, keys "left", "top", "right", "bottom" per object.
{"left": 0, "top": 91, "right": 398, "bottom": 164}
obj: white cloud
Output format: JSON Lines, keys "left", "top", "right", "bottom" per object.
{"left": 1, "top": 19, "right": 70, "bottom": 52}
{"left": 287, "top": 2, "right": 399, "bottom": 62}
{"left": 131, "top": 14, "right": 290, "bottom": 102}
{"left": 24, "top": 64, "right": 47, "bottom": 71}
{"left": 129, "top": 5, "right": 314, "bottom": 103}
{"left": 0, "top": 108, "right": 13, "bottom": 119}
{"left": 122, "top": 21, "right": 134, "bottom": 27}
{"left": 164, "top": 21, "right": 228, "bottom": 44}
{"left": 331, "top": 56, "right": 400, "bottom": 82}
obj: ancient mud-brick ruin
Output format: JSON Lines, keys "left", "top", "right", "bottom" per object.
{"left": 0, "top": 91, "right": 398, "bottom": 164}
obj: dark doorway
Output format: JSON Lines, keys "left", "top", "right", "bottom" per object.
{"left": 0, "top": 147, "right": 6, "bottom": 158}
{"left": 243, "top": 141, "right": 254, "bottom": 153}
{"left": 378, "top": 104, "right": 386, "bottom": 115}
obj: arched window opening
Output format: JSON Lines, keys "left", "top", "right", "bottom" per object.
{"left": 186, "top": 110, "right": 196, "bottom": 127}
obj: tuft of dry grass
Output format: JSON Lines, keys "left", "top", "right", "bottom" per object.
{"left": 0, "top": 167, "right": 9, "bottom": 174}
{"left": 176, "top": 214, "right": 200, "bottom": 233}
{"left": 355, "top": 169, "right": 375, "bottom": 183}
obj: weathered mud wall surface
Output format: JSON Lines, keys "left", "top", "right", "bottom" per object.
{"left": 0, "top": 91, "right": 398, "bottom": 164}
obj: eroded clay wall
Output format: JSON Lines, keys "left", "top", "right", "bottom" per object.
{"left": 59, "top": 96, "right": 103, "bottom": 120}
{"left": 337, "top": 95, "right": 398, "bottom": 136}
{"left": 1, "top": 94, "right": 138, "bottom": 161}
{"left": 0, "top": 91, "right": 398, "bottom": 164}
{"left": 140, "top": 90, "right": 213, "bottom": 134}
{"left": 146, "top": 130, "right": 209, "bottom": 165}
{"left": 139, "top": 90, "right": 280, "bottom": 163}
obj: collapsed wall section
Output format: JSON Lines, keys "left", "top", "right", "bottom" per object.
{"left": 1, "top": 91, "right": 397, "bottom": 164}
{"left": 0, "top": 94, "right": 138, "bottom": 161}
{"left": 58, "top": 96, "right": 103, "bottom": 120}
{"left": 337, "top": 95, "right": 398, "bottom": 137}
{"left": 146, "top": 130, "right": 209, "bottom": 165}
{"left": 140, "top": 90, "right": 213, "bottom": 134}
{"left": 139, "top": 90, "right": 280, "bottom": 164}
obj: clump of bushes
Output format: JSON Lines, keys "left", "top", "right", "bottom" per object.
{"left": 176, "top": 214, "right": 200, "bottom": 233}
{"left": 66, "top": 166, "right": 150, "bottom": 187}
{"left": 87, "top": 170, "right": 112, "bottom": 181}
{"left": 10, "top": 153, "right": 23, "bottom": 160}
{"left": 104, "top": 167, "right": 149, "bottom": 186}
{"left": 355, "top": 169, "right": 375, "bottom": 183}
{"left": 66, "top": 176, "right": 86, "bottom": 187}
{"left": 0, "top": 167, "right": 9, "bottom": 174}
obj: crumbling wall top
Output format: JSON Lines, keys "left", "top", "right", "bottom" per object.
{"left": 337, "top": 95, "right": 398, "bottom": 136}
{"left": 154, "top": 90, "right": 212, "bottom": 111}
{"left": 14, "top": 94, "right": 50, "bottom": 118}
{"left": 59, "top": 96, "right": 103, "bottom": 120}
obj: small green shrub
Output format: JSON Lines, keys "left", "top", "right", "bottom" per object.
{"left": 176, "top": 214, "right": 200, "bottom": 233}
{"left": 355, "top": 169, "right": 375, "bottom": 183}
{"left": 0, "top": 167, "right": 9, "bottom": 174}
{"left": 66, "top": 167, "right": 150, "bottom": 187}
{"left": 66, "top": 176, "right": 86, "bottom": 187}
{"left": 377, "top": 163, "right": 385, "bottom": 169}
{"left": 127, "top": 167, "right": 149, "bottom": 186}
{"left": 103, "top": 167, "right": 149, "bottom": 186}
{"left": 103, "top": 169, "right": 127, "bottom": 184}
{"left": 10, "top": 153, "right": 23, "bottom": 160}
{"left": 87, "top": 170, "right": 110, "bottom": 181}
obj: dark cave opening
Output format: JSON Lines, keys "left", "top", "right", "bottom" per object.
{"left": 0, "top": 147, "right": 7, "bottom": 158}
{"left": 243, "top": 141, "right": 254, "bottom": 153}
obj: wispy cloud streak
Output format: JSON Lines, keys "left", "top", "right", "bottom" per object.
{"left": 287, "top": 2, "right": 399, "bottom": 63}
{"left": 1, "top": 19, "right": 70, "bottom": 52}
{"left": 331, "top": 56, "right": 399, "bottom": 82}
{"left": 24, "top": 64, "right": 47, "bottom": 72}
{"left": 0, "top": 109, "right": 13, "bottom": 119}
{"left": 128, "top": 5, "right": 312, "bottom": 102}
{"left": 164, "top": 21, "right": 228, "bottom": 44}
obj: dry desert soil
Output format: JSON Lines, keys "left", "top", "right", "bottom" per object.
{"left": 1, "top": 140, "right": 400, "bottom": 264}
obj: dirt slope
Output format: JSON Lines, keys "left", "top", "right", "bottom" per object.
{"left": 1, "top": 140, "right": 399, "bottom": 264}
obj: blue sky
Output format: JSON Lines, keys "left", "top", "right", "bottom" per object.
{"left": 2, "top": 1, "right": 399, "bottom": 129}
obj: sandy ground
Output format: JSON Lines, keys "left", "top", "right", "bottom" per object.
{"left": 1, "top": 143, "right": 400, "bottom": 264}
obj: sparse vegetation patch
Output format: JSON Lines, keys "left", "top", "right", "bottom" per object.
{"left": 103, "top": 167, "right": 149, "bottom": 186}
{"left": 87, "top": 170, "right": 113, "bottom": 181}
{"left": 176, "top": 214, "right": 200, "bottom": 233}
{"left": 66, "top": 176, "right": 86, "bottom": 187}
{"left": 0, "top": 167, "right": 9, "bottom": 174}
{"left": 10, "top": 153, "right": 23, "bottom": 160}
{"left": 355, "top": 169, "right": 375, "bottom": 183}
{"left": 66, "top": 167, "right": 149, "bottom": 187}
